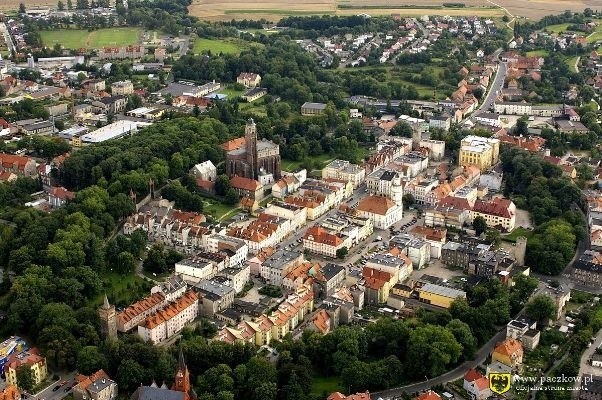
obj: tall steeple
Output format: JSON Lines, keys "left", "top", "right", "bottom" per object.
{"left": 173, "top": 346, "right": 192, "bottom": 398}
{"left": 103, "top": 293, "right": 110, "bottom": 309}
{"left": 245, "top": 118, "right": 258, "bottom": 180}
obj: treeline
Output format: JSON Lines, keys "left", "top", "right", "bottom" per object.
{"left": 500, "top": 147, "right": 585, "bottom": 275}
{"left": 514, "top": 9, "right": 597, "bottom": 38}
{"left": 277, "top": 15, "right": 398, "bottom": 38}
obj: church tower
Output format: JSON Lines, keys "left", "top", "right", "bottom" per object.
{"left": 245, "top": 118, "right": 258, "bottom": 180}
{"left": 173, "top": 348, "right": 194, "bottom": 399}
{"left": 98, "top": 294, "right": 117, "bottom": 340}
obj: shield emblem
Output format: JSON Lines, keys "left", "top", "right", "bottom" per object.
{"left": 489, "top": 373, "right": 511, "bottom": 394}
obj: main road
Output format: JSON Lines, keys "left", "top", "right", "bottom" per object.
{"left": 473, "top": 60, "right": 507, "bottom": 117}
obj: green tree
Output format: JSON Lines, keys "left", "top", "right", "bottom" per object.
{"left": 402, "top": 193, "right": 415, "bottom": 207}
{"left": 116, "top": 359, "right": 144, "bottom": 392}
{"left": 225, "top": 188, "right": 239, "bottom": 205}
{"left": 215, "top": 175, "right": 231, "bottom": 196}
{"left": 472, "top": 216, "right": 487, "bottom": 235}
{"left": 389, "top": 122, "right": 414, "bottom": 138}
{"left": 336, "top": 247, "right": 348, "bottom": 259}
{"left": 16, "top": 365, "right": 35, "bottom": 391}
{"left": 406, "top": 324, "right": 462, "bottom": 378}
{"left": 76, "top": 346, "right": 108, "bottom": 375}
{"left": 58, "top": 0, "right": 65, "bottom": 10}
{"left": 525, "top": 295, "right": 557, "bottom": 324}
{"left": 515, "top": 116, "right": 529, "bottom": 136}
{"left": 18, "top": 2, "right": 26, "bottom": 13}
{"left": 116, "top": 251, "right": 135, "bottom": 274}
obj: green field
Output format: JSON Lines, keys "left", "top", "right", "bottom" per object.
{"left": 203, "top": 198, "right": 239, "bottom": 220}
{"left": 502, "top": 226, "right": 533, "bottom": 243}
{"left": 567, "top": 56, "right": 580, "bottom": 73}
{"left": 588, "top": 31, "right": 602, "bottom": 43}
{"left": 544, "top": 23, "right": 572, "bottom": 34}
{"left": 193, "top": 38, "right": 265, "bottom": 55}
{"left": 40, "top": 27, "right": 141, "bottom": 49}
{"left": 282, "top": 153, "right": 332, "bottom": 172}
{"left": 311, "top": 375, "right": 343, "bottom": 397}
{"left": 526, "top": 49, "right": 548, "bottom": 57}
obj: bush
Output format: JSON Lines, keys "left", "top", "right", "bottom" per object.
{"left": 258, "top": 285, "right": 283, "bottom": 298}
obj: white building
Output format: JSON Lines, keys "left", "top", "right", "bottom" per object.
{"left": 356, "top": 188, "right": 403, "bottom": 230}
{"left": 191, "top": 160, "right": 217, "bottom": 182}
{"left": 429, "top": 115, "right": 451, "bottom": 131}
{"left": 111, "top": 80, "right": 134, "bottom": 95}
{"left": 175, "top": 259, "right": 216, "bottom": 283}
{"left": 263, "top": 202, "right": 308, "bottom": 231}
{"left": 322, "top": 159, "right": 366, "bottom": 188}
{"left": 137, "top": 290, "right": 198, "bottom": 344}
{"left": 419, "top": 139, "right": 446, "bottom": 161}
{"left": 204, "top": 235, "right": 248, "bottom": 267}
{"left": 79, "top": 120, "right": 151, "bottom": 145}
{"left": 494, "top": 102, "right": 532, "bottom": 116}
{"left": 474, "top": 112, "right": 501, "bottom": 127}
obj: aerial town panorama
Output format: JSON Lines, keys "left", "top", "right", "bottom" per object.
{"left": 1, "top": 0, "right": 602, "bottom": 400}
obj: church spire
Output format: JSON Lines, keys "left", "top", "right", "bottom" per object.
{"left": 178, "top": 346, "right": 186, "bottom": 372}
{"left": 103, "top": 293, "right": 110, "bottom": 309}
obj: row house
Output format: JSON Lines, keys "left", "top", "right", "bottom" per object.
{"left": 204, "top": 234, "right": 248, "bottom": 268}
{"left": 137, "top": 290, "right": 199, "bottom": 344}
{"left": 365, "top": 251, "right": 412, "bottom": 283}
{"left": 0, "top": 153, "right": 38, "bottom": 178}
{"left": 389, "top": 234, "right": 431, "bottom": 269}
{"left": 216, "top": 285, "right": 314, "bottom": 345}
{"left": 409, "top": 226, "right": 447, "bottom": 259}
{"left": 263, "top": 202, "right": 308, "bottom": 231}
{"left": 226, "top": 213, "right": 292, "bottom": 254}
{"left": 303, "top": 226, "right": 349, "bottom": 258}
{"left": 98, "top": 45, "right": 146, "bottom": 59}
{"left": 260, "top": 249, "right": 304, "bottom": 286}
{"left": 272, "top": 170, "right": 306, "bottom": 199}
{"left": 194, "top": 280, "right": 235, "bottom": 316}
{"left": 116, "top": 292, "right": 166, "bottom": 332}
{"left": 362, "top": 139, "right": 409, "bottom": 174}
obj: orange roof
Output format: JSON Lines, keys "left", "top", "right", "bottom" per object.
{"left": 410, "top": 226, "right": 447, "bottom": 242}
{"left": 498, "top": 134, "right": 545, "bottom": 152}
{"left": 327, "top": 391, "right": 371, "bottom": 400}
{"left": 117, "top": 292, "right": 165, "bottom": 325}
{"left": 304, "top": 226, "right": 344, "bottom": 246}
{"left": 141, "top": 290, "right": 198, "bottom": 329}
{"left": 3, "top": 348, "right": 44, "bottom": 374}
{"left": 464, "top": 368, "right": 484, "bottom": 383}
{"left": 75, "top": 369, "right": 111, "bottom": 392}
{"left": 356, "top": 195, "right": 396, "bottom": 216}
{"left": 416, "top": 391, "right": 442, "bottom": 400}
{"left": 230, "top": 175, "right": 261, "bottom": 191}
{"left": 493, "top": 338, "right": 523, "bottom": 358}
{"left": 312, "top": 309, "right": 331, "bottom": 334}
{"left": 0, "top": 153, "right": 34, "bottom": 171}
{"left": 474, "top": 376, "right": 489, "bottom": 391}
{"left": 0, "top": 385, "right": 19, "bottom": 400}
{"left": 362, "top": 266, "right": 392, "bottom": 290}
{"left": 221, "top": 137, "right": 246, "bottom": 151}
{"left": 49, "top": 186, "right": 75, "bottom": 201}
{"left": 473, "top": 197, "right": 514, "bottom": 219}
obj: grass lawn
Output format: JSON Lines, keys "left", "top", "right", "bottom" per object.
{"left": 203, "top": 198, "right": 238, "bottom": 220}
{"left": 311, "top": 375, "right": 343, "bottom": 397}
{"left": 219, "top": 85, "right": 246, "bottom": 99}
{"left": 544, "top": 23, "right": 572, "bottom": 34}
{"left": 502, "top": 226, "right": 533, "bottom": 243}
{"left": 282, "top": 153, "right": 332, "bottom": 172}
{"left": 239, "top": 101, "right": 267, "bottom": 117}
{"left": 193, "top": 38, "right": 264, "bottom": 55}
{"left": 40, "top": 27, "right": 141, "bottom": 49}
{"left": 588, "top": 31, "right": 602, "bottom": 44}
{"left": 90, "top": 271, "right": 148, "bottom": 307}
{"left": 526, "top": 49, "right": 548, "bottom": 57}
{"left": 567, "top": 56, "right": 580, "bottom": 72}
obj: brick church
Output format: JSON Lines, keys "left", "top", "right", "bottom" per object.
{"left": 223, "top": 118, "right": 281, "bottom": 184}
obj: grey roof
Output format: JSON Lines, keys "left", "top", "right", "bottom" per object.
{"left": 301, "top": 102, "right": 327, "bottom": 110}
{"left": 322, "top": 263, "right": 345, "bottom": 280}
{"left": 131, "top": 387, "right": 186, "bottom": 400}
{"left": 420, "top": 283, "right": 466, "bottom": 299}
{"left": 86, "top": 378, "right": 114, "bottom": 394}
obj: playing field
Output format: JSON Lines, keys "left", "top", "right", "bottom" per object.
{"left": 40, "top": 27, "right": 141, "bottom": 49}
{"left": 189, "top": 0, "right": 602, "bottom": 21}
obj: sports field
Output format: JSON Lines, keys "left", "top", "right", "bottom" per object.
{"left": 189, "top": 0, "right": 601, "bottom": 22}
{"left": 40, "top": 27, "right": 141, "bottom": 49}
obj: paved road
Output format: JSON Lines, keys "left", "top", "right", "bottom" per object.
{"left": 31, "top": 375, "right": 77, "bottom": 400}
{"left": 474, "top": 61, "right": 507, "bottom": 116}
{"left": 572, "top": 328, "right": 602, "bottom": 396}
{"left": 371, "top": 330, "right": 507, "bottom": 400}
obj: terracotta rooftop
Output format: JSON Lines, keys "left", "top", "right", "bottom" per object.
{"left": 304, "top": 226, "right": 344, "bottom": 246}
{"left": 141, "top": 290, "right": 198, "bottom": 330}
{"left": 473, "top": 197, "right": 514, "bottom": 219}
{"left": 493, "top": 338, "right": 523, "bottom": 358}
{"left": 221, "top": 137, "right": 246, "bottom": 151}
{"left": 117, "top": 292, "right": 165, "bottom": 326}
{"left": 230, "top": 175, "right": 261, "bottom": 191}
{"left": 356, "top": 195, "right": 396, "bottom": 216}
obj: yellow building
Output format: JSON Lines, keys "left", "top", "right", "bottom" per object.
{"left": 491, "top": 338, "right": 524, "bottom": 369}
{"left": 459, "top": 135, "right": 500, "bottom": 171}
{"left": 391, "top": 283, "right": 414, "bottom": 298}
{"left": 418, "top": 283, "right": 466, "bottom": 309}
{"left": 4, "top": 348, "right": 48, "bottom": 389}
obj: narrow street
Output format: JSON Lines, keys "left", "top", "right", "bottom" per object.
{"left": 572, "top": 328, "right": 602, "bottom": 395}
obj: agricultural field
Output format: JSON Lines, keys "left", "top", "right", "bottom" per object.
{"left": 189, "top": 0, "right": 598, "bottom": 22}
{"left": 192, "top": 38, "right": 263, "bottom": 55}
{"left": 40, "top": 27, "right": 141, "bottom": 49}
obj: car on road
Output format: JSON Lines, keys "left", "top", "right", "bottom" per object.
{"left": 52, "top": 385, "right": 60, "bottom": 392}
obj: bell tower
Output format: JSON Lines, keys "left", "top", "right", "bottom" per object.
{"left": 245, "top": 118, "right": 258, "bottom": 180}
{"left": 98, "top": 294, "right": 117, "bottom": 340}
{"left": 173, "top": 347, "right": 192, "bottom": 399}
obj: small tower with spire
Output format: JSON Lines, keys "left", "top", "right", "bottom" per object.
{"left": 173, "top": 347, "right": 195, "bottom": 399}
{"left": 98, "top": 294, "right": 117, "bottom": 340}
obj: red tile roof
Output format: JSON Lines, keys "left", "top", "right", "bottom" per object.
{"left": 357, "top": 195, "right": 396, "bottom": 216}
{"left": 473, "top": 197, "right": 514, "bottom": 219}
{"left": 221, "top": 137, "right": 246, "bottom": 151}
{"left": 304, "top": 226, "right": 344, "bottom": 246}
{"left": 230, "top": 176, "right": 261, "bottom": 191}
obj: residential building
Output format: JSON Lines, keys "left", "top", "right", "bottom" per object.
{"left": 261, "top": 249, "right": 304, "bottom": 286}
{"left": 227, "top": 213, "right": 291, "bottom": 254}
{"left": 491, "top": 338, "right": 523, "bottom": 370}
{"left": 204, "top": 235, "right": 248, "bottom": 268}
{"left": 303, "top": 226, "right": 348, "bottom": 258}
{"left": 327, "top": 392, "right": 371, "bottom": 400}
{"left": 429, "top": 114, "right": 451, "bottom": 131}
{"left": 494, "top": 101, "right": 532, "bottom": 115}
{"left": 506, "top": 318, "right": 540, "bottom": 351}
{"left": 3, "top": 348, "right": 47, "bottom": 389}
{"left": 117, "top": 292, "right": 165, "bottom": 332}
{"left": 498, "top": 134, "right": 546, "bottom": 153}
{"left": 73, "top": 369, "right": 118, "bottom": 400}
{"left": 365, "top": 252, "right": 411, "bottom": 283}
{"left": 138, "top": 290, "right": 199, "bottom": 344}
{"left": 272, "top": 170, "right": 306, "bottom": 198}
{"left": 417, "top": 283, "right": 466, "bottom": 308}
{"left": 416, "top": 391, "right": 442, "bottom": 400}
{"left": 98, "top": 46, "right": 145, "bottom": 59}
{"left": 194, "top": 280, "right": 235, "bottom": 316}
{"left": 471, "top": 197, "right": 516, "bottom": 232}
{"left": 474, "top": 112, "right": 501, "bottom": 127}
{"left": 410, "top": 226, "right": 447, "bottom": 259}
{"left": 313, "top": 263, "right": 347, "bottom": 299}
{"left": 539, "top": 286, "right": 571, "bottom": 321}
{"left": 459, "top": 135, "right": 500, "bottom": 171}
{"left": 419, "top": 139, "right": 446, "bottom": 160}
{"left": 242, "top": 87, "right": 267, "bottom": 102}
{"left": 92, "top": 95, "right": 128, "bottom": 114}
{"left": 237, "top": 72, "right": 261, "bottom": 88}
{"left": 229, "top": 176, "right": 264, "bottom": 200}
{"left": 463, "top": 369, "right": 491, "bottom": 400}
{"left": 0, "top": 153, "right": 38, "bottom": 178}
{"left": 111, "top": 80, "right": 134, "bottom": 96}
{"left": 48, "top": 186, "right": 75, "bottom": 208}
{"left": 362, "top": 267, "right": 395, "bottom": 305}
{"left": 264, "top": 202, "right": 308, "bottom": 231}
{"left": 301, "top": 102, "right": 327, "bottom": 116}
{"left": 356, "top": 194, "right": 403, "bottom": 230}
{"left": 219, "top": 266, "right": 250, "bottom": 293}
{"left": 0, "top": 337, "right": 27, "bottom": 375}
{"left": 0, "top": 385, "right": 19, "bottom": 400}
{"left": 322, "top": 159, "right": 366, "bottom": 188}
{"left": 389, "top": 234, "right": 431, "bottom": 269}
